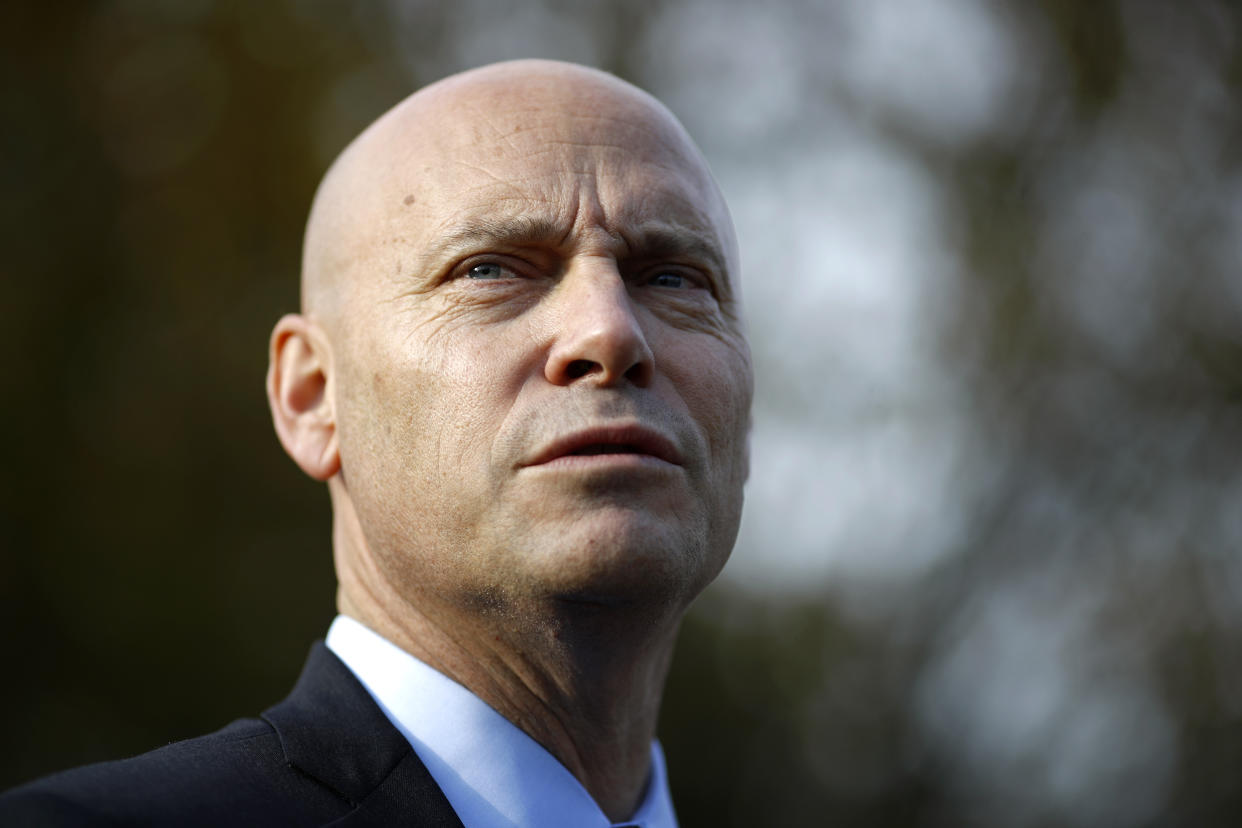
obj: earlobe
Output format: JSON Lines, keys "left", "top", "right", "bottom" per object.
{"left": 267, "top": 314, "right": 340, "bottom": 481}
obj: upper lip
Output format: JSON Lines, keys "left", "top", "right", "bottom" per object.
{"left": 523, "top": 423, "right": 684, "bottom": 467}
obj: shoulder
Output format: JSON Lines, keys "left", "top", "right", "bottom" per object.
{"left": 0, "top": 642, "right": 464, "bottom": 827}
{"left": 0, "top": 715, "right": 349, "bottom": 827}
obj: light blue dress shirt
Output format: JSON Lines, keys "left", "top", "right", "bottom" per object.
{"left": 325, "top": 615, "right": 679, "bottom": 828}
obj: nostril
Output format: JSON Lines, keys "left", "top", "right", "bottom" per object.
{"left": 565, "top": 359, "right": 595, "bottom": 380}
{"left": 624, "top": 360, "right": 652, "bottom": 385}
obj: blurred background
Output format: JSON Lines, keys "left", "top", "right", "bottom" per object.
{"left": 3, "top": 0, "right": 1241, "bottom": 825}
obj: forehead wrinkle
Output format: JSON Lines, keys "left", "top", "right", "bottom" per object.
{"left": 454, "top": 99, "right": 538, "bottom": 158}
{"left": 446, "top": 95, "right": 693, "bottom": 167}
{"left": 421, "top": 214, "right": 569, "bottom": 265}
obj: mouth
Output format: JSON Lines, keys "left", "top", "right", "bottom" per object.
{"left": 565, "top": 443, "right": 646, "bottom": 456}
{"left": 523, "top": 424, "right": 684, "bottom": 468}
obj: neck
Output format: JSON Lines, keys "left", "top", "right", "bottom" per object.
{"left": 330, "top": 496, "right": 684, "bottom": 821}
{"left": 341, "top": 587, "right": 682, "bottom": 821}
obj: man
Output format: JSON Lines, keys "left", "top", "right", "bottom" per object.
{"left": 1, "top": 59, "right": 752, "bottom": 826}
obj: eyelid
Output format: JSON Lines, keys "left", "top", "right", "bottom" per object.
{"left": 453, "top": 253, "right": 540, "bottom": 281}
{"left": 635, "top": 263, "right": 714, "bottom": 293}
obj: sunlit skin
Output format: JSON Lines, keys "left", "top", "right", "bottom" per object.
{"left": 266, "top": 60, "right": 752, "bottom": 820}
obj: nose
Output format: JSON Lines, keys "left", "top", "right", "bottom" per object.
{"left": 543, "top": 260, "right": 654, "bottom": 388}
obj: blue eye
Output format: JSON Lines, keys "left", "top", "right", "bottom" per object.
{"left": 467, "top": 262, "right": 507, "bottom": 279}
{"left": 649, "top": 272, "right": 687, "bottom": 288}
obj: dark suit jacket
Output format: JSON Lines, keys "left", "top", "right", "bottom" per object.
{"left": 0, "top": 643, "right": 465, "bottom": 826}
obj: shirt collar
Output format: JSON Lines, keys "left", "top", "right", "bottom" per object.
{"left": 325, "top": 615, "right": 678, "bottom": 828}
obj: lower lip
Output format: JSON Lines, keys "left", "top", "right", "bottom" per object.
{"left": 527, "top": 454, "right": 679, "bottom": 471}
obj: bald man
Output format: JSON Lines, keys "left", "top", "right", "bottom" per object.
{"left": 0, "top": 60, "right": 752, "bottom": 827}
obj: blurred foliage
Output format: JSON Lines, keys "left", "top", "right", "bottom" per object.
{"left": 3, "top": 1, "right": 1242, "bottom": 826}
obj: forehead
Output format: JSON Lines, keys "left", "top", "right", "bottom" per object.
{"left": 383, "top": 77, "right": 730, "bottom": 256}
{"left": 302, "top": 68, "right": 740, "bottom": 322}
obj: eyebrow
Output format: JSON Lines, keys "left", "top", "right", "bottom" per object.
{"left": 421, "top": 215, "right": 566, "bottom": 264}
{"left": 618, "top": 223, "right": 729, "bottom": 278}
{"left": 421, "top": 214, "right": 730, "bottom": 280}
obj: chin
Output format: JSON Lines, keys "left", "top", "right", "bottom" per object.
{"left": 526, "top": 511, "right": 718, "bottom": 610}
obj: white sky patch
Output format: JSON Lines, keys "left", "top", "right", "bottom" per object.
{"left": 717, "top": 139, "right": 972, "bottom": 589}
{"left": 729, "top": 140, "right": 957, "bottom": 404}
{"left": 835, "top": 0, "right": 1022, "bottom": 144}
{"left": 442, "top": 0, "right": 602, "bottom": 71}
{"left": 728, "top": 410, "right": 972, "bottom": 590}
{"left": 636, "top": 0, "right": 815, "bottom": 146}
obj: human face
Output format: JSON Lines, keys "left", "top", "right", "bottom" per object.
{"left": 328, "top": 77, "right": 752, "bottom": 615}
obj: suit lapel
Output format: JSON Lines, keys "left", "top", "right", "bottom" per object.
{"left": 324, "top": 750, "right": 467, "bottom": 828}
{"left": 262, "top": 642, "right": 465, "bottom": 827}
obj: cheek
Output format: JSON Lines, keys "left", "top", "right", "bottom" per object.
{"left": 683, "top": 344, "right": 752, "bottom": 570}
{"left": 345, "top": 306, "right": 537, "bottom": 470}
{"left": 670, "top": 336, "right": 754, "bottom": 472}
{"left": 378, "top": 328, "right": 543, "bottom": 529}
{"left": 336, "top": 329, "right": 447, "bottom": 482}
{"left": 336, "top": 350, "right": 501, "bottom": 559}
{"left": 428, "top": 330, "right": 533, "bottom": 454}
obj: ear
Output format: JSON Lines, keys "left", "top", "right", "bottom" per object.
{"left": 266, "top": 314, "right": 340, "bottom": 481}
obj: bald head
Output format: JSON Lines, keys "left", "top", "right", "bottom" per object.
{"left": 270, "top": 55, "right": 751, "bottom": 633}
{"left": 300, "top": 60, "right": 736, "bottom": 328}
